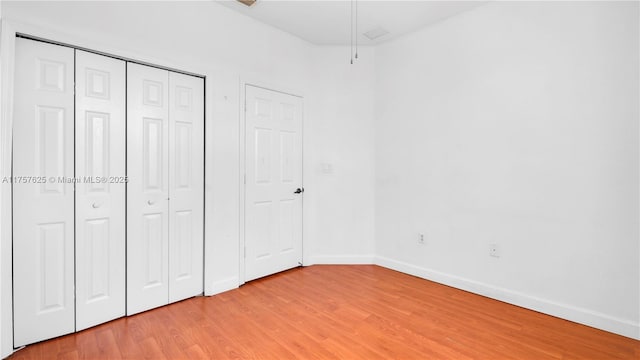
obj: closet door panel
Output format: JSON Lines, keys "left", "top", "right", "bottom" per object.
{"left": 75, "top": 50, "right": 126, "bottom": 330}
{"left": 168, "top": 72, "right": 204, "bottom": 302}
{"left": 127, "top": 63, "right": 170, "bottom": 315}
{"left": 13, "top": 38, "right": 75, "bottom": 346}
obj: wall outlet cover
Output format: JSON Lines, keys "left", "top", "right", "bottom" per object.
{"left": 489, "top": 243, "right": 500, "bottom": 258}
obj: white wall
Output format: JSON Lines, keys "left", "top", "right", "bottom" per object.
{"left": 374, "top": 1, "right": 639, "bottom": 339}
{"left": 306, "top": 46, "right": 376, "bottom": 264}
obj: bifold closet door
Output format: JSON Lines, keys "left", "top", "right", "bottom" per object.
{"left": 127, "top": 63, "right": 170, "bottom": 315}
{"left": 127, "top": 64, "right": 204, "bottom": 314}
{"left": 13, "top": 38, "right": 201, "bottom": 345}
{"left": 13, "top": 38, "right": 75, "bottom": 346}
{"left": 168, "top": 72, "right": 204, "bottom": 303}
{"left": 75, "top": 50, "right": 126, "bottom": 330}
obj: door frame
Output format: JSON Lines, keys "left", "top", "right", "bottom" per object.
{"left": 0, "top": 19, "right": 18, "bottom": 358}
{"left": 239, "top": 80, "right": 305, "bottom": 285}
{"left": 0, "top": 20, "right": 210, "bottom": 357}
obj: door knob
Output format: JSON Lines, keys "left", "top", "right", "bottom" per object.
{"left": 294, "top": 187, "right": 304, "bottom": 194}
{"left": 147, "top": 200, "right": 155, "bottom": 205}
{"left": 92, "top": 202, "right": 102, "bottom": 209}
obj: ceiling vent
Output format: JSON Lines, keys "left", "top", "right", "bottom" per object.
{"left": 237, "top": 0, "right": 257, "bottom": 7}
{"left": 363, "top": 27, "right": 390, "bottom": 41}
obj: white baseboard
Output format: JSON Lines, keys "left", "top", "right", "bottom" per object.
{"left": 205, "top": 276, "right": 239, "bottom": 296}
{"left": 374, "top": 256, "right": 640, "bottom": 340}
{"left": 310, "top": 254, "right": 376, "bottom": 265}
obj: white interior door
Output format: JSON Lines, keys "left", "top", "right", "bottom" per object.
{"left": 244, "top": 85, "right": 303, "bottom": 282}
{"left": 13, "top": 38, "right": 75, "bottom": 346}
{"left": 75, "top": 50, "right": 126, "bottom": 330}
{"left": 127, "top": 63, "right": 170, "bottom": 315}
{"left": 168, "top": 72, "right": 204, "bottom": 302}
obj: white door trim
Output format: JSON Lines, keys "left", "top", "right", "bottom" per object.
{"left": 0, "top": 19, "right": 17, "bottom": 358}
{"left": 238, "top": 79, "right": 305, "bottom": 285}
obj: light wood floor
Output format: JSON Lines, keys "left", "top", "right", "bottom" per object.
{"left": 8, "top": 265, "right": 640, "bottom": 359}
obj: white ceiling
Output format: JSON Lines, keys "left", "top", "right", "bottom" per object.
{"left": 217, "top": 0, "right": 486, "bottom": 45}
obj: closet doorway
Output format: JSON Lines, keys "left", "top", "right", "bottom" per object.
{"left": 11, "top": 37, "right": 205, "bottom": 347}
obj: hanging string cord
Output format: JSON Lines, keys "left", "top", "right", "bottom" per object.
{"left": 350, "top": 0, "right": 354, "bottom": 64}
{"left": 355, "top": 0, "right": 358, "bottom": 59}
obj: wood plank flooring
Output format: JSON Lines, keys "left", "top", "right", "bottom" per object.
{"left": 8, "top": 265, "right": 640, "bottom": 359}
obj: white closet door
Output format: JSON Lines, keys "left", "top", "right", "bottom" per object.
{"left": 75, "top": 50, "right": 126, "bottom": 330}
{"left": 244, "top": 85, "right": 303, "bottom": 282}
{"left": 168, "top": 72, "right": 204, "bottom": 302}
{"left": 13, "top": 38, "right": 75, "bottom": 346}
{"left": 127, "top": 63, "right": 170, "bottom": 315}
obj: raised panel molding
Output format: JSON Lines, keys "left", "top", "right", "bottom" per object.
{"left": 175, "top": 123, "right": 192, "bottom": 189}
{"left": 85, "top": 68, "right": 110, "bottom": 99}
{"left": 175, "top": 86, "right": 192, "bottom": 112}
{"left": 84, "top": 218, "right": 110, "bottom": 303}
{"left": 252, "top": 201, "right": 272, "bottom": 259}
{"left": 280, "top": 131, "right": 294, "bottom": 183}
{"left": 37, "top": 222, "right": 67, "bottom": 314}
{"left": 36, "top": 58, "right": 65, "bottom": 92}
{"left": 143, "top": 118, "right": 164, "bottom": 191}
{"left": 281, "top": 103, "right": 295, "bottom": 123}
{"left": 143, "top": 80, "right": 163, "bottom": 107}
{"left": 85, "top": 111, "right": 110, "bottom": 193}
{"left": 255, "top": 98, "right": 271, "bottom": 118}
{"left": 174, "top": 211, "right": 193, "bottom": 280}
{"left": 255, "top": 128, "right": 271, "bottom": 184}
{"left": 37, "top": 106, "right": 65, "bottom": 195}
{"left": 143, "top": 213, "right": 164, "bottom": 288}
{"left": 279, "top": 200, "right": 294, "bottom": 253}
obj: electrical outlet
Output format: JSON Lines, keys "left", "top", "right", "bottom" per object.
{"left": 418, "top": 233, "right": 425, "bottom": 245}
{"left": 489, "top": 243, "right": 500, "bottom": 258}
